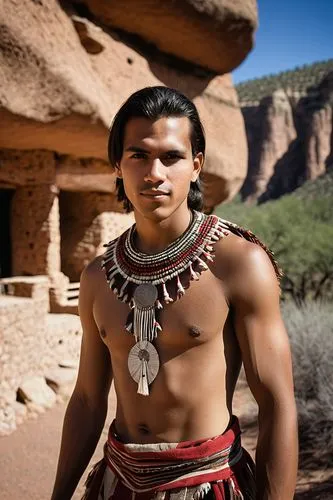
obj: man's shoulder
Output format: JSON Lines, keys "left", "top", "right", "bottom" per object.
{"left": 210, "top": 216, "right": 281, "bottom": 289}
{"left": 80, "top": 254, "right": 105, "bottom": 291}
{"left": 211, "top": 228, "right": 262, "bottom": 279}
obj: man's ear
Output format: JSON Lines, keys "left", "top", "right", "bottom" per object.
{"left": 115, "top": 163, "right": 122, "bottom": 178}
{"left": 191, "top": 152, "right": 203, "bottom": 182}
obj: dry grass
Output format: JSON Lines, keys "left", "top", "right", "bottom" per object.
{"left": 282, "top": 301, "right": 333, "bottom": 469}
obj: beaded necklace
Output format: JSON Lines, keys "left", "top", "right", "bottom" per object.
{"left": 101, "top": 211, "right": 282, "bottom": 396}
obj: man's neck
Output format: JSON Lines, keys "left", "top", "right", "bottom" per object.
{"left": 133, "top": 205, "right": 192, "bottom": 254}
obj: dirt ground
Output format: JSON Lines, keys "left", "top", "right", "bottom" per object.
{"left": 0, "top": 384, "right": 117, "bottom": 500}
{"left": 0, "top": 381, "right": 332, "bottom": 499}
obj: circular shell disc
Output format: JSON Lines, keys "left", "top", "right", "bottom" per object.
{"left": 128, "top": 341, "right": 160, "bottom": 384}
{"left": 134, "top": 283, "right": 158, "bottom": 308}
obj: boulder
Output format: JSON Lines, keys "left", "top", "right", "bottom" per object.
{"left": 45, "top": 367, "right": 77, "bottom": 395}
{"left": 70, "top": 0, "right": 257, "bottom": 74}
{"left": 195, "top": 75, "right": 248, "bottom": 210}
{"left": 58, "top": 359, "right": 80, "bottom": 369}
{"left": 17, "top": 376, "right": 57, "bottom": 409}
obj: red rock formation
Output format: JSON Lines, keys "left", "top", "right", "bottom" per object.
{"left": 241, "top": 89, "right": 297, "bottom": 202}
{"left": 304, "top": 72, "right": 333, "bottom": 181}
{"left": 0, "top": 1, "right": 112, "bottom": 158}
{"left": 69, "top": 0, "right": 257, "bottom": 73}
{"left": 241, "top": 72, "right": 333, "bottom": 202}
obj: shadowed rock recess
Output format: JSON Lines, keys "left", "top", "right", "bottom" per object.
{"left": 0, "top": 0, "right": 256, "bottom": 434}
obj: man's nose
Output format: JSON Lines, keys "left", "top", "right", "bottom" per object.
{"left": 144, "top": 158, "right": 166, "bottom": 183}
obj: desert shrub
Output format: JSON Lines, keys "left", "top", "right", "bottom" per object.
{"left": 282, "top": 300, "right": 333, "bottom": 468}
{"left": 215, "top": 185, "right": 333, "bottom": 304}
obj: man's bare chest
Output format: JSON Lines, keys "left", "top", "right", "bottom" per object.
{"left": 93, "top": 268, "right": 229, "bottom": 353}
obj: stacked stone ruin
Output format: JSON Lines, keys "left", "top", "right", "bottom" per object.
{"left": 0, "top": 0, "right": 257, "bottom": 434}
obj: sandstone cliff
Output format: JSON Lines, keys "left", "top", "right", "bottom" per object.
{"left": 239, "top": 69, "right": 333, "bottom": 203}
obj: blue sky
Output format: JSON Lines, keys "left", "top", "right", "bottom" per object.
{"left": 232, "top": 0, "right": 333, "bottom": 84}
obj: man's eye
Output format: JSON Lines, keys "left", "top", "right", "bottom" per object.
{"left": 131, "top": 153, "right": 146, "bottom": 159}
{"left": 165, "top": 153, "right": 181, "bottom": 161}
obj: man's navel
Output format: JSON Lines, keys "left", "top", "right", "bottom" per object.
{"left": 137, "top": 423, "right": 151, "bottom": 436}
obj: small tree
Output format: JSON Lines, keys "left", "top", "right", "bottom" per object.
{"left": 216, "top": 194, "right": 333, "bottom": 304}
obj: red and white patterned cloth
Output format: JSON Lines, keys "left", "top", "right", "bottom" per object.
{"left": 82, "top": 416, "right": 256, "bottom": 500}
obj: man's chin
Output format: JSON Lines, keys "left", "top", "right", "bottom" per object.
{"left": 133, "top": 203, "right": 178, "bottom": 223}
{"left": 136, "top": 206, "right": 171, "bottom": 222}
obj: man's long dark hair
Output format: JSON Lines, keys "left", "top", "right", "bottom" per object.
{"left": 108, "top": 86, "right": 205, "bottom": 212}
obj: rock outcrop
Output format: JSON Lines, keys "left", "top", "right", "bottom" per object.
{"left": 303, "top": 72, "right": 333, "bottom": 181}
{"left": 0, "top": 0, "right": 256, "bottom": 209}
{"left": 0, "top": 0, "right": 112, "bottom": 158}
{"left": 241, "top": 89, "right": 296, "bottom": 202}
{"left": 69, "top": 0, "right": 257, "bottom": 74}
{"left": 240, "top": 71, "right": 333, "bottom": 202}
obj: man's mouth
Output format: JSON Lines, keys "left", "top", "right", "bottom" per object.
{"left": 140, "top": 190, "right": 170, "bottom": 198}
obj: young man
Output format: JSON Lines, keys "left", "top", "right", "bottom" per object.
{"left": 51, "top": 87, "right": 298, "bottom": 499}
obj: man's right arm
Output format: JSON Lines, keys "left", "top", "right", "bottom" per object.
{"left": 51, "top": 261, "right": 113, "bottom": 500}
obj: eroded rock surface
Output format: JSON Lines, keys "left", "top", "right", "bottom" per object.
{"left": 0, "top": 0, "right": 254, "bottom": 208}
{"left": 69, "top": 0, "right": 257, "bottom": 73}
{"left": 241, "top": 71, "right": 333, "bottom": 202}
{"left": 241, "top": 89, "right": 296, "bottom": 202}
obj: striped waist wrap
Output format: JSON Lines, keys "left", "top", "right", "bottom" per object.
{"left": 99, "top": 416, "right": 255, "bottom": 497}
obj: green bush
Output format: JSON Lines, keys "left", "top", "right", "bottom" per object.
{"left": 282, "top": 301, "right": 333, "bottom": 468}
{"left": 215, "top": 183, "right": 333, "bottom": 304}
{"left": 236, "top": 59, "right": 333, "bottom": 103}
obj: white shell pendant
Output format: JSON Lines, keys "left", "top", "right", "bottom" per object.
{"left": 128, "top": 340, "right": 160, "bottom": 396}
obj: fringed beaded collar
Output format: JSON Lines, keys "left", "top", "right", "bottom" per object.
{"left": 101, "top": 211, "right": 282, "bottom": 396}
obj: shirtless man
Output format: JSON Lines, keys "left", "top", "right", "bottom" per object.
{"left": 51, "top": 86, "right": 298, "bottom": 500}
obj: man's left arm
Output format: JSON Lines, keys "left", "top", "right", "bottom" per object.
{"left": 228, "top": 241, "right": 298, "bottom": 500}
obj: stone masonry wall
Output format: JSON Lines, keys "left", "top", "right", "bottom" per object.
{"left": 0, "top": 149, "right": 56, "bottom": 188}
{"left": 0, "top": 148, "right": 132, "bottom": 286}
{"left": 0, "top": 149, "right": 62, "bottom": 278}
{"left": 11, "top": 184, "right": 61, "bottom": 276}
{"left": 60, "top": 191, "right": 133, "bottom": 281}
{"left": 0, "top": 277, "right": 82, "bottom": 435}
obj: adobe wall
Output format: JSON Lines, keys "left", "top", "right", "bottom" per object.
{"left": 0, "top": 149, "right": 61, "bottom": 276}
{"left": 60, "top": 191, "right": 133, "bottom": 281}
{"left": 0, "top": 148, "right": 132, "bottom": 291}
{"left": 11, "top": 184, "right": 61, "bottom": 276}
{"left": 0, "top": 276, "right": 82, "bottom": 435}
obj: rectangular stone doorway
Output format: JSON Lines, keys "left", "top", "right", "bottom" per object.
{"left": 0, "top": 188, "right": 15, "bottom": 278}
{"left": 59, "top": 190, "right": 106, "bottom": 283}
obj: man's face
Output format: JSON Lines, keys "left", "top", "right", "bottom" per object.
{"left": 116, "top": 116, "right": 202, "bottom": 221}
